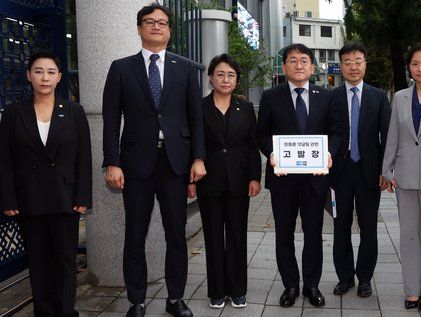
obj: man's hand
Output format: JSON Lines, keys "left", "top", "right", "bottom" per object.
{"left": 4, "top": 210, "right": 19, "bottom": 216}
{"left": 387, "top": 179, "right": 398, "bottom": 193}
{"left": 248, "top": 180, "right": 261, "bottom": 197}
{"left": 190, "top": 159, "right": 206, "bottom": 183}
{"left": 105, "top": 166, "right": 125, "bottom": 189}
{"left": 314, "top": 152, "right": 332, "bottom": 176}
{"left": 73, "top": 206, "right": 88, "bottom": 213}
{"left": 188, "top": 184, "right": 196, "bottom": 198}
{"left": 270, "top": 153, "right": 287, "bottom": 177}
{"left": 379, "top": 175, "right": 388, "bottom": 191}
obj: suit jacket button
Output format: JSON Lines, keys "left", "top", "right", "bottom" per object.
{"left": 222, "top": 148, "right": 227, "bottom": 153}
{"left": 416, "top": 142, "right": 419, "bottom": 146}
{"left": 32, "top": 165, "right": 36, "bottom": 169}
{"left": 158, "top": 114, "right": 162, "bottom": 118}
{"left": 51, "top": 163, "right": 55, "bottom": 167}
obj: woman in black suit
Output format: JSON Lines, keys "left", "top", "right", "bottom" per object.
{"left": 0, "top": 51, "right": 92, "bottom": 316}
{"left": 188, "top": 54, "right": 261, "bottom": 309}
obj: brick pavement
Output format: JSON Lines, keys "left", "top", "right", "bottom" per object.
{"left": 13, "top": 188, "right": 421, "bottom": 317}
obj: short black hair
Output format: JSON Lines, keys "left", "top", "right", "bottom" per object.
{"left": 137, "top": 3, "right": 172, "bottom": 27}
{"left": 339, "top": 43, "right": 367, "bottom": 62}
{"left": 207, "top": 53, "right": 241, "bottom": 82}
{"left": 27, "top": 51, "right": 61, "bottom": 71}
{"left": 282, "top": 44, "right": 314, "bottom": 64}
{"left": 407, "top": 43, "right": 421, "bottom": 79}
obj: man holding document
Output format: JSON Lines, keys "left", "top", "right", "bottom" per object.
{"left": 258, "top": 44, "right": 341, "bottom": 308}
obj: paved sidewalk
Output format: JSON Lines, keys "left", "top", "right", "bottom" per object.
{"left": 14, "top": 188, "right": 421, "bottom": 317}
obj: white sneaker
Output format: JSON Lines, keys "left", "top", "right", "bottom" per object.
{"left": 229, "top": 296, "right": 247, "bottom": 308}
{"left": 210, "top": 298, "right": 225, "bottom": 308}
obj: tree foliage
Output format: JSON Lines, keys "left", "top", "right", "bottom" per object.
{"left": 228, "top": 21, "right": 273, "bottom": 95}
{"left": 343, "top": 0, "right": 421, "bottom": 92}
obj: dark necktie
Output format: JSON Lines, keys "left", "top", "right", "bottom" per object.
{"left": 148, "top": 54, "right": 162, "bottom": 110}
{"left": 350, "top": 87, "right": 360, "bottom": 162}
{"left": 294, "top": 87, "right": 307, "bottom": 133}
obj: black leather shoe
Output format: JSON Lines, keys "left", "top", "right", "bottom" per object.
{"left": 126, "top": 304, "right": 145, "bottom": 317}
{"left": 333, "top": 278, "right": 355, "bottom": 295}
{"left": 357, "top": 281, "right": 372, "bottom": 297}
{"left": 303, "top": 287, "right": 325, "bottom": 307}
{"left": 165, "top": 299, "right": 193, "bottom": 317}
{"left": 404, "top": 297, "right": 420, "bottom": 309}
{"left": 279, "top": 287, "right": 299, "bottom": 307}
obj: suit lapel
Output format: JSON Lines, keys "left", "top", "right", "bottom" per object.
{"left": 403, "top": 86, "right": 418, "bottom": 140}
{"left": 45, "top": 96, "right": 66, "bottom": 159}
{"left": 129, "top": 51, "right": 156, "bottom": 111}
{"left": 282, "top": 84, "right": 301, "bottom": 133}
{"left": 339, "top": 85, "right": 350, "bottom": 135}
{"left": 307, "top": 84, "right": 322, "bottom": 134}
{"left": 226, "top": 97, "right": 243, "bottom": 143}
{"left": 359, "top": 84, "right": 370, "bottom": 134}
{"left": 203, "top": 94, "right": 226, "bottom": 146}
{"left": 159, "top": 52, "right": 175, "bottom": 111}
{"left": 20, "top": 98, "right": 48, "bottom": 155}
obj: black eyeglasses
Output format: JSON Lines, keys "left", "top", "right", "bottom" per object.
{"left": 141, "top": 19, "right": 169, "bottom": 28}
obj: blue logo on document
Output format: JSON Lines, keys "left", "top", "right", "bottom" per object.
{"left": 296, "top": 161, "right": 307, "bottom": 166}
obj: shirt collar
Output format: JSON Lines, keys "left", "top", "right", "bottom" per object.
{"left": 345, "top": 80, "right": 364, "bottom": 93}
{"left": 288, "top": 81, "right": 310, "bottom": 93}
{"left": 142, "top": 48, "right": 166, "bottom": 63}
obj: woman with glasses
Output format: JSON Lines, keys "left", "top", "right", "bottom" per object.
{"left": 0, "top": 51, "right": 92, "bottom": 316}
{"left": 383, "top": 43, "right": 421, "bottom": 311}
{"left": 188, "top": 54, "right": 261, "bottom": 309}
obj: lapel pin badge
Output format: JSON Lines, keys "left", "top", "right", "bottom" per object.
{"left": 58, "top": 104, "right": 63, "bottom": 108}
{"left": 312, "top": 90, "right": 319, "bottom": 94}
{"left": 236, "top": 107, "right": 240, "bottom": 111}
{"left": 59, "top": 114, "right": 64, "bottom": 118}
{"left": 171, "top": 60, "right": 176, "bottom": 64}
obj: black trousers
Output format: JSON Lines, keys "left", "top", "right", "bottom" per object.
{"left": 20, "top": 213, "right": 80, "bottom": 317}
{"left": 198, "top": 192, "right": 249, "bottom": 299}
{"left": 333, "top": 159, "right": 380, "bottom": 283}
{"left": 271, "top": 179, "right": 326, "bottom": 289}
{"left": 122, "top": 147, "right": 189, "bottom": 304}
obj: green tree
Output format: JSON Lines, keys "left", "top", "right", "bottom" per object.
{"left": 343, "top": 0, "right": 421, "bottom": 91}
{"left": 228, "top": 21, "right": 273, "bottom": 96}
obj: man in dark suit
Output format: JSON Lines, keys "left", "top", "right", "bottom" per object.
{"left": 258, "top": 44, "right": 341, "bottom": 308}
{"left": 329, "top": 43, "right": 390, "bottom": 297}
{"left": 102, "top": 4, "right": 206, "bottom": 317}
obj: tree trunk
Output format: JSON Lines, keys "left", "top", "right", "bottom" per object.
{"left": 390, "top": 43, "right": 408, "bottom": 92}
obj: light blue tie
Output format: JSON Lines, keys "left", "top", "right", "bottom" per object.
{"left": 294, "top": 87, "right": 307, "bottom": 134}
{"left": 148, "top": 54, "right": 162, "bottom": 110}
{"left": 350, "top": 87, "right": 360, "bottom": 162}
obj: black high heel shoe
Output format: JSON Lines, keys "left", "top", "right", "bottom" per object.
{"left": 404, "top": 297, "right": 419, "bottom": 309}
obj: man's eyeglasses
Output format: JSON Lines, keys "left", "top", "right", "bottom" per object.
{"left": 341, "top": 59, "right": 365, "bottom": 68}
{"left": 141, "top": 19, "right": 169, "bottom": 28}
{"left": 286, "top": 59, "right": 310, "bottom": 67}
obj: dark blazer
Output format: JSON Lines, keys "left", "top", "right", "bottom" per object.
{"left": 102, "top": 51, "right": 206, "bottom": 178}
{"left": 329, "top": 83, "right": 390, "bottom": 189}
{"left": 197, "top": 94, "right": 261, "bottom": 197}
{"left": 0, "top": 96, "right": 92, "bottom": 216}
{"left": 258, "top": 82, "right": 341, "bottom": 193}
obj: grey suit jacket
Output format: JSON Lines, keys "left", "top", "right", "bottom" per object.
{"left": 382, "top": 85, "right": 421, "bottom": 189}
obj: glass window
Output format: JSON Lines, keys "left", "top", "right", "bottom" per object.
{"left": 299, "top": 24, "right": 311, "bottom": 37}
{"left": 319, "top": 50, "right": 326, "bottom": 62}
{"left": 283, "top": 26, "right": 286, "bottom": 37}
{"left": 328, "top": 50, "right": 335, "bottom": 61}
{"left": 321, "top": 26, "right": 332, "bottom": 37}
{"left": 306, "top": 11, "right": 312, "bottom": 18}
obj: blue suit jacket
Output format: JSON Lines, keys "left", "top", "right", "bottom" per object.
{"left": 102, "top": 51, "right": 206, "bottom": 178}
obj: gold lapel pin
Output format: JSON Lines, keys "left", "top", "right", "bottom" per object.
{"left": 59, "top": 104, "right": 63, "bottom": 108}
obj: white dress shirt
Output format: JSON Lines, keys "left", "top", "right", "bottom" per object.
{"left": 37, "top": 120, "right": 50, "bottom": 146}
{"left": 142, "top": 48, "right": 166, "bottom": 139}
{"left": 288, "top": 81, "right": 310, "bottom": 115}
{"left": 345, "top": 80, "right": 364, "bottom": 149}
